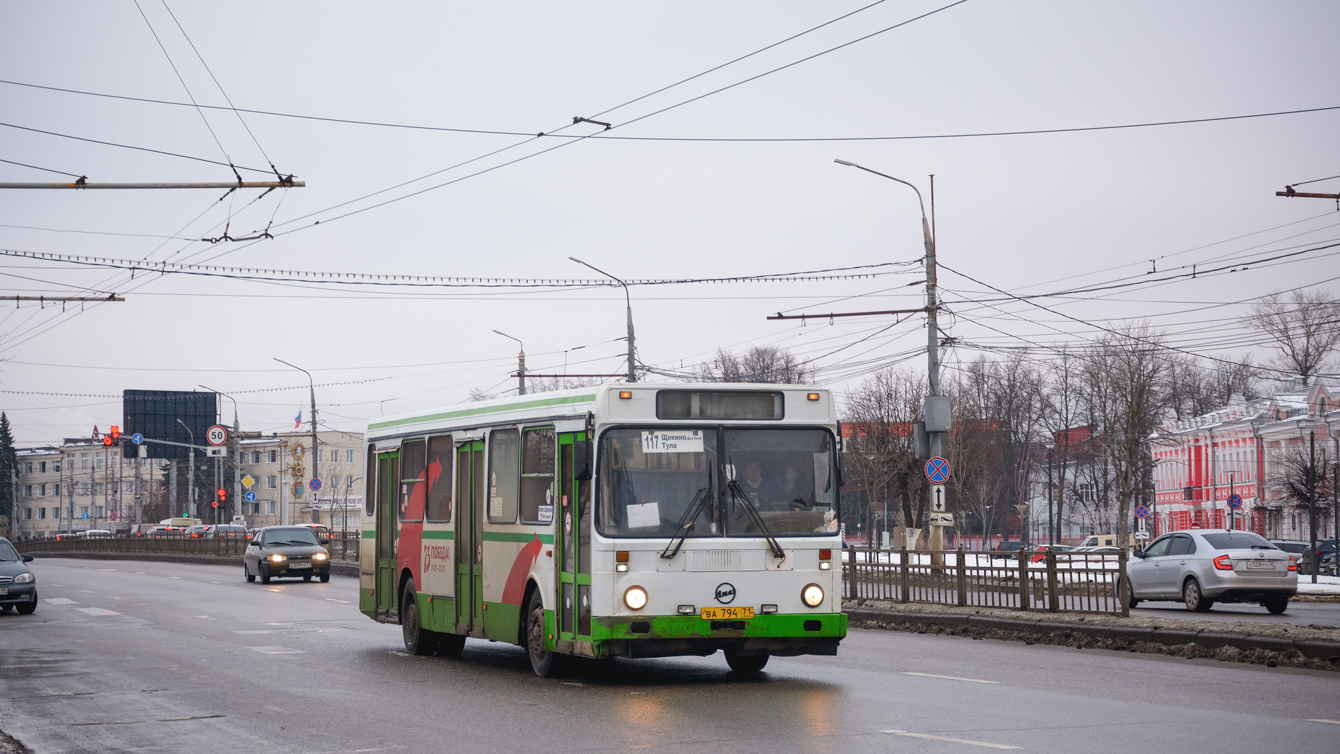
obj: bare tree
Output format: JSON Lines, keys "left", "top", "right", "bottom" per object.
{"left": 467, "top": 387, "right": 496, "bottom": 403}
{"left": 525, "top": 376, "right": 602, "bottom": 394}
{"left": 842, "top": 367, "right": 925, "bottom": 540}
{"left": 1246, "top": 289, "right": 1340, "bottom": 384}
{"left": 699, "top": 345, "right": 813, "bottom": 384}
{"left": 1081, "top": 325, "right": 1172, "bottom": 553}
{"left": 1042, "top": 349, "right": 1084, "bottom": 542}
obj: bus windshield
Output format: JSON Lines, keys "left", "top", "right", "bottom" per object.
{"left": 597, "top": 427, "right": 838, "bottom": 539}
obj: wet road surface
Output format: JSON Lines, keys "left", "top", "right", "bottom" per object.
{"left": 2, "top": 558, "right": 1338, "bottom": 753}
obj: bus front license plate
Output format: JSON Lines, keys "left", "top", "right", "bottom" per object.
{"left": 701, "top": 607, "right": 753, "bottom": 620}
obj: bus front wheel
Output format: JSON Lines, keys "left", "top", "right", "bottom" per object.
{"left": 526, "top": 589, "right": 561, "bottom": 678}
{"left": 724, "top": 649, "right": 769, "bottom": 674}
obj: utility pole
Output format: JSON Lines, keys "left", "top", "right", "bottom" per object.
{"left": 570, "top": 257, "right": 636, "bottom": 382}
{"left": 493, "top": 331, "right": 526, "bottom": 396}
{"left": 177, "top": 419, "right": 195, "bottom": 518}
{"left": 1308, "top": 432, "right": 1318, "bottom": 584}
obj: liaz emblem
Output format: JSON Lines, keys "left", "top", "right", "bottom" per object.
{"left": 714, "top": 583, "right": 736, "bottom": 604}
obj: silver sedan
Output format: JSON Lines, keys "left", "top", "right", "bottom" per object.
{"left": 1125, "top": 529, "right": 1297, "bottom": 614}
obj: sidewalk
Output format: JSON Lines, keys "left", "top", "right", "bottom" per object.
{"left": 845, "top": 598, "right": 1340, "bottom": 672}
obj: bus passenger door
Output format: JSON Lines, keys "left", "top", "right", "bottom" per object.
{"left": 375, "top": 452, "right": 399, "bottom": 619}
{"left": 455, "top": 441, "right": 485, "bottom": 635}
{"left": 557, "top": 433, "right": 592, "bottom": 643}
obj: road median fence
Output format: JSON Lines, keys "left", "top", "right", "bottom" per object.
{"left": 844, "top": 547, "right": 1129, "bottom": 617}
{"left": 14, "top": 535, "right": 360, "bottom": 563}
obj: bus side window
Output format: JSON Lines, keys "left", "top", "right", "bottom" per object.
{"left": 520, "top": 428, "right": 555, "bottom": 525}
{"left": 487, "top": 429, "right": 520, "bottom": 524}
{"left": 426, "top": 435, "right": 453, "bottom": 522}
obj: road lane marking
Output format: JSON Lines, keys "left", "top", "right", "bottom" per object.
{"left": 902, "top": 672, "right": 1000, "bottom": 684}
{"left": 248, "top": 646, "right": 305, "bottom": 654}
{"left": 99, "top": 568, "right": 117, "bottom": 572}
{"left": 211, "top": 581, "right": 221, "bottom": 584}
{"left": 326, "top": 598, "right": 351, "bottom": 604}
{"left": 1309, "top": 719, "right": 1340, "bottom": 725}
{"left": 135, "top": 572, "right": 145, "bottom": 575}
{"left": 168, "top": 576, "right": 183, "bottom": 580}
{"left": 882, "top": 730, "right": 1022, "bottom": 750}
{"left": 45, "top": 598, "right": 78, "bottom": 605}
{"left": 79, "top": 589, "right": 94, "bottom": 593}
{"left": 75, "top": 607, "right": 120, "bottom": 616}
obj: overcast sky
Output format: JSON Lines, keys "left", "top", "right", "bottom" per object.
{"left": 2, "top": 1, "right": 1337, "bottom": 446}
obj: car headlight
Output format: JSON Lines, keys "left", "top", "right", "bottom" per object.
{"left": 313, "top": 552, "right": 328, "bottom": 561}
{"left": 269, "top": 554, "right": 286, "bottom": 563}
{"left": 14, "top": 572, "right": 34, "bottom": 584}
{"left": 623, "top": 585, "right": 648, "bottom": 611}
{"left": 801, "top": 583, "right": 824, "bottom": 608}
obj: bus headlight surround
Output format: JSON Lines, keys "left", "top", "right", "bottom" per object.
{"left": 624, "top": 585, "right": 648, "bottom": 611}
{"left": 801, "top": 583, "right": 824, "bottom": 608}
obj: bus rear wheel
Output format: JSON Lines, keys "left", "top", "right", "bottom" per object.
{"left": 526, "top": 589, "right": 561, "bottom": 677}
{"left": 401, "top": 580, "right": 439, "bottom": 656}
{"left": 724, "top": 649, "right": 769, "bottom": 674}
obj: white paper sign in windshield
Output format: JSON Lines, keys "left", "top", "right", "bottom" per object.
{"left": 641, "top": 430, "right": 703, "bottom": 454}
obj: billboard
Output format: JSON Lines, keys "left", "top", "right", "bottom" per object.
{"left": 122, "top": 390, "right": 218, "bottom": 460}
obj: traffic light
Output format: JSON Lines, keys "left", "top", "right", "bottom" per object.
{"left": 218, "top": 488, "right": 227, "bottom": 502}
{"left": 103, "top": 435, "right": 113, "bottom": 446}
{"left": 110, "top": 425, "right": 120, "bottom": 441}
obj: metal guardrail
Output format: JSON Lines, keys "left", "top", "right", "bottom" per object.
{"left": 844, "top": 547, "right": 1129, "bottom": 617}
{"left": 14, "top": 535, "right": 360, "bottom": 562}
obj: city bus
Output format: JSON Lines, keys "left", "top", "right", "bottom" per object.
{"left": 359, "top": 383, "right": 846, "bottom": 676}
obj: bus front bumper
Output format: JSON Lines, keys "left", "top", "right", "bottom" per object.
{"left": 590, "top": 612, "right": 846, "bottom": 659}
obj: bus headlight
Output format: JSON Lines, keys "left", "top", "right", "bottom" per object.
{"left": 623, "top": 586, "right": 648, "bottom": 611}
{"left": 801, "top": 583, "right": 824, "bottom": 608}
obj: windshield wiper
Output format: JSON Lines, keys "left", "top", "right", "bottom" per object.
{"left": 727, "top": 479, "right": 786, "bottom": 560}
{"left": 660, "top": 486, "right": 711, "bottom": 560}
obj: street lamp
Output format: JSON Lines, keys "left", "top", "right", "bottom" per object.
{"left": 176, "top": 418, "right": 195, "bottom": 517}
{"left": 276, "top": 358, "right": 318, "bottom": 525}
{"left": 201, "top": 384, "right": 240, "bottom": 528}
{"left": 570, "top": 257, "right": 636, "bottom": 382}
{"left": 492, "top": 330, "right": 526, "bottom": 396}
{"left": 834, "top": 159, "right": 946, "bottom": 556}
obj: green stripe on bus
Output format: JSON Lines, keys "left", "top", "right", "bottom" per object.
{"left": 422, "top": 530, "right": 454, "bottom": 540}
{"left": 482, "top": 531, "right": 555, "bottom": 544}
{"left": 361, "top": 530, "right": 375, "bottom": 539}
{"left": 368, "top": 393, "right": 597, "bottom": 431}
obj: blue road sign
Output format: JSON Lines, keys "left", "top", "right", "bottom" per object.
{"left": 131, "top": 433, "right": 143, "bottom": 445}
{"left": 925, "top": 457, "right": 951, "bottom": 484}
{"left": 1227, "top": 494, "right": 1243, "bottom": 510}
{"left": 244, "top": 491, "right": 256, "bottom": 503}
{"left": 82, "top": 512, "right": 89, "bottom": 519}
{"left": 309, "top": 478, "right": 322, "bottom": 492}
{"left": 1135, "top": 505, "right": 1149, "bottom": 518}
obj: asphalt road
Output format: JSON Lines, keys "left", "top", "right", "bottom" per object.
{"left": 1131, "top": 599, "right": 1340, "bottom": 626}
{"left": 2, "top": 559, "right": 1338, "bottom": 754}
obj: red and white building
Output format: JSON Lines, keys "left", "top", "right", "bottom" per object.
{"left": 1151, "top": 377, "right": 1338, "bottom": 540}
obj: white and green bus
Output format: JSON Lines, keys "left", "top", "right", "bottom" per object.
{"left": 359, "top": 383, "right": 846, "bottom": 676}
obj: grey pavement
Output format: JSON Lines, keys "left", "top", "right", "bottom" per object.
{"left": 2, "top": 558, "right": 1338, "bottom": 754}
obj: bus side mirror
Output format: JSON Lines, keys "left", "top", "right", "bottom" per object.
{"left": 574, "top": 440, "right": 593, "bottom": 481}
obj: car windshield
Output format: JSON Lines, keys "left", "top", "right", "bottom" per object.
{"left": 0, "top": 541, "right": 18, "bottom": 561}
{"left": 597, "top": 426, "right": 838, "bottom": 539}
{"left": 1275, "top": 542, "right": 1307, "bottom": 554}
{"left": 264, "top": 528, "right": 319, "bottom": 546}
{"left": 1203, "top": 532, "right": 1275, "bottom": 550}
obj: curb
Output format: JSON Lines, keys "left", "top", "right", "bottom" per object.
{"left": 844, "top": 607, "right": 1340, "bottom": 662}
{"left": 22, "top": 550, "right": 360, "bottom": 578}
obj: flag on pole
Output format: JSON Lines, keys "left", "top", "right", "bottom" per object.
{"left": 294, "top": 409, "right": 302, "bottom": 429}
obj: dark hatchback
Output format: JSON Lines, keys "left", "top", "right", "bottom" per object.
{"left": 243, "top": 526, "right": 331, "bottom": 584}
{"left": 0, "top": 537, "right": 37, "bottom": 614}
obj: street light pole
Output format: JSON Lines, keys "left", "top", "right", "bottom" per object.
{"left": 834, "top": 159, "right": 944, "bottom": 552}
{"left": 1046, "top": 443, "right": 1055, "bottom": 547}
{"left": 275, "top": 358, "right": 318, "bottom": 524}
{"left": 570, "top": 257, "right": 636, "bottom": 382}
{"left": 176, "top": 419, "right": 195, "bottom": 517}
{"left": 492, "top": 330, "right": 526, "bottom": 396}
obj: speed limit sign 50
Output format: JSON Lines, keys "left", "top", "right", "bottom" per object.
{"left": 206, "top": 425, "right": 228, "bottom": 446}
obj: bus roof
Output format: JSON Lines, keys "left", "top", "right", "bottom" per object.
{"left": 365, "top": 382, "right": 832, "bottom": 442}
